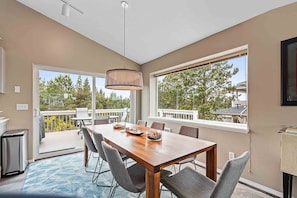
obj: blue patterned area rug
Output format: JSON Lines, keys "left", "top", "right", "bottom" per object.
{"left": 22, "top": 152, "right": 171, "bottom": 198}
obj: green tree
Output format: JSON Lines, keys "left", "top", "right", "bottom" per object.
{"left": 96, "top": 88, "right": 107, "bottom": 109}
{"left": 41, "top": 75, "right": 75, "bottom": 110}
{"left": 158, "top": 61, "right": 238, "bottom": 120}
{"left": 106, "top": 92, "right": 130, "bottom": 109}
{"left": 74, "top": 76, "right": 91, "bottom": 108}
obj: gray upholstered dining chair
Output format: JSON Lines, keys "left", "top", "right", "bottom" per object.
{"left": 136, "top": 120, "right": 147, "bottom": 127}
{"left": 161, "top": 151, "right": 249, "bottom": 198}
{"left": 150, "top": 121, "right": 165, "bottom": 130}
{"left": 174, "top": 126, "right": 199, "bottom": 172}
{"left": 92, "top": 132, "right": 128, "bottom": 187}
{"left": 94, "top": 116, "right": 109, "bottom": 125}
{"left": 102, "top": 141, "right": 146, "bottom": 198}
{"left": 82, "top": 127, "right": 100, "bottom": 183}
{"left": 101, "top": 141, "right": 171, "bottom": 198}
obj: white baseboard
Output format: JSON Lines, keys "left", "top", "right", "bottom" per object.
{"left": 239, "top": 177, "right": 282, "bottom": 198}
{"left": 195, "top": 161, "right": 282, "bottom": 198}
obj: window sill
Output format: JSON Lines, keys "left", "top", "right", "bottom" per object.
{"left": 148, "top": 116, "right": 249, "bottom": 134}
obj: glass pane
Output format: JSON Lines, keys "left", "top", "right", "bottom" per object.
{"left": 157, "top": 55, "right": 247, "bottom": 123}
{"left": 39, "top": 70, "right": 92, "bottom": 153}
{"left": 95, "top": 77, "right": 130, "bottom": 122}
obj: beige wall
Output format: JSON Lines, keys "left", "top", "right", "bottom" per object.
{"left": 2, "top": 0, "right": 297, "bottom": 195}
{"left": 141, "top": 2, "right": 297, "bottom": 195}
{"left": 0, "top": 0, "right": 140, "bottom": 159}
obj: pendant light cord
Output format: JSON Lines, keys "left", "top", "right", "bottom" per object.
{"left": 122, "top": 1, "right": 128, "bottom": 58}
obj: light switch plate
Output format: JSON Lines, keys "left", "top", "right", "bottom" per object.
{"left": 14, "top": 86, "right": 20, "bottom": 93}
{"left": 16, "top": 104, "right": 28, "bottom": 110}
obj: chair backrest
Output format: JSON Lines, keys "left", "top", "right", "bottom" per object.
{"left": 82, "top": 127, "right": 97, "bottom": 153}
{"left": 76, "top": 108, "right": 89, "bottom": 118}
{"left": 179, "top": 126, "right": 199, "bottom": 138}
{"left": 92, "top": 133, "right": 107, "bottom": 161}
{"left": 101, "top": 141, "right": 140, "bottom": 193}
{"left": 94, "top": 116, "right": 109, "bottom": 125}
{"left": 136, "top": 120, "right": 147, "bottom": 127}
{"left": 150, "top": 122, "right": 165, "bottom": 130}
{"left": 210, "top": 151, "right": 249, "bottom": 198}
{"left": 121, "top": 108, "right": 128, "bottom": 122}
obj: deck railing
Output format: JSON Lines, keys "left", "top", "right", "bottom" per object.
{"left": 41, "top": 109, "right": 128, "bottom": 132}
{"left": 41, "top": 109, "right": 197, "bottom": 132}
{"left": 157, "top": 109, "right": 198, "bottom": 120}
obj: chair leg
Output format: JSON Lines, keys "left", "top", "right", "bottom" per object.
{"left": 179, "top": 163, "right": 182, "bottom": 172}
{"left": 92, "top": 157, "right": 101, "bottom": 183}
{"left": 192, "top": 161, "right": 197, "bottom": 171}
{"left": 93, "top": 158, "right": 103, "bottom": 183}
{"left": 109, "top": 182, "right": 119, "bottom": 198}
{"left": 85, "top": 152, "right": 99, "bottom": 173}
{"left": 95, "top": 160, "right": 112, "bottom": 187}
{"left": 108, "top": 178, "right": 115, "bottom": 198}
{"left": 137, "top": 192, "right": 143, "bottom": 198}
{"left": 172, "top": 164, "right": 177, "bottom": 173}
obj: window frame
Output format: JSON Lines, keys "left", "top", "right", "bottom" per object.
{"left": 149, "top": 45, "right": 249, "bottom": 134}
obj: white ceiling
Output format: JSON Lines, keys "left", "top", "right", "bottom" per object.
{"left": 17, "top": 0, "right": 297, "bottom": 64}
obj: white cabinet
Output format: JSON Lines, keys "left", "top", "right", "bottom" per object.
{"left": 0, "top": 47, "right": 5, "bottom": 93}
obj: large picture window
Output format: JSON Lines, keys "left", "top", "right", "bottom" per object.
{"left": 153, "top": 47, "right": 247, "bottom": 125}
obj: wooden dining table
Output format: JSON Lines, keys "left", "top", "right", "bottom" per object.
{"left": 86, "top": 123, "right": 217, "bottom": 198}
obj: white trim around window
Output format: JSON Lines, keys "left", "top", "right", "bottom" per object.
{"left": 149, "top": 45, "right": 249, "bottom": 134}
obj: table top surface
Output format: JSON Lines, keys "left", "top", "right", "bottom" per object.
{"left": 87, "top": 123, "right": 216, "bottom": 172}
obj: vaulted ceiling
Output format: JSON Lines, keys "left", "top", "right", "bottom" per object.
{"left": 18, "top": 0, "right": 297, "bottom": 64}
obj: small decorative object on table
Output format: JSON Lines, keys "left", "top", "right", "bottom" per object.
{"left": 113, "top": 122, "right": 126, "bottom": 130}
{"left": 146, "top": 129, "right": 162, "bottom": 141}
{"left": 126, "top": 127, "right": 143, "bottom": 135}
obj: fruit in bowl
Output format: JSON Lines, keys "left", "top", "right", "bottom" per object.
{"left": 147, "top": 130, "right": 162, "bottom": 140}
{"left": 113, "top": 122, "right": 125, "bottom": 129}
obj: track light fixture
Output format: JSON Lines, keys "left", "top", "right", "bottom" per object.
{"left": 60, "top": 0, "right": 84, "bottom": 17}
{"left": 62, "top": 3, "right": 70, "bottom": 16}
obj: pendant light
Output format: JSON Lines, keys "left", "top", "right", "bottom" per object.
{"left": 105, "top": 1, "right": 143, "bottom": 90}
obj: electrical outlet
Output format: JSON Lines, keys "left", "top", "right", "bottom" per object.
{"left": 16, "top": 104, "right": 28, "bottom": 110}
{"left": 229, "top": 152, "right": 235, "bottom": 160}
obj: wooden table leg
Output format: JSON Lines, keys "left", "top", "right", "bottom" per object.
{"left": 145, "top": 169, "right": 160, "bottom": 198}
{"left": 206, "top": 145, "right": 217, "bottom": 181}
{"left": 84, "top": 142, "right": 88, "bottom": 167}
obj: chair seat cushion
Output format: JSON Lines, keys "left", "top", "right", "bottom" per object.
{"left": 161, "top": 167, "right": 215, "bottom": 198}
{"left": 160, "top": 169, "right": 172, "bottom": 178}
{"left": 127, "top": 163, "right": 146, "bottom": 191}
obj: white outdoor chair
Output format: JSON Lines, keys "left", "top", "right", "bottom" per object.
{"left": 76, "top": 108, "right": 91, "bottom": 138}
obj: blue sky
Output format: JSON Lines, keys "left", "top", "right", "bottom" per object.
{"left": 228, "top": 56, "right": 247, "bottom": 85}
